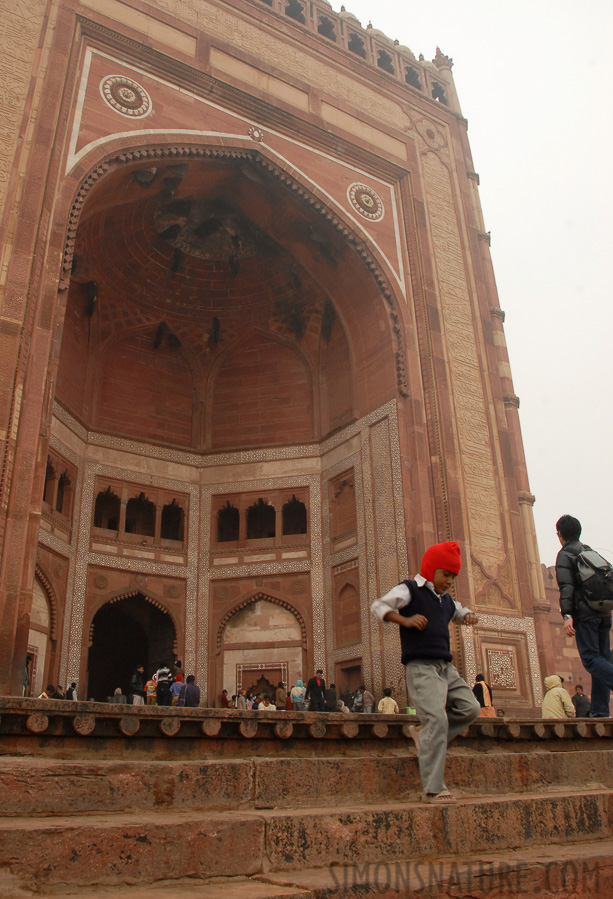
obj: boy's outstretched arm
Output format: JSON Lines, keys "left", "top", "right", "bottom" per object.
{"left": 382, "top": 610, "right": 428, "bottom": 630}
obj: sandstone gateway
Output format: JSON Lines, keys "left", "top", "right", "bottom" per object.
{"left": 0, "top": 0, "right": 549, "bottom": 707}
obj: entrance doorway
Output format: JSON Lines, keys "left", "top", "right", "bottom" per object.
{"left": 87, "top": 593, "right": 176, "bottom": 701}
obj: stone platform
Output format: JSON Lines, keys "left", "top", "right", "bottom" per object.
{"left": 1, "top": 698, "right": 612, "bottom": 897}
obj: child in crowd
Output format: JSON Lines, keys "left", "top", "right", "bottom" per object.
{"left": 371, "top": 540, "right": 480, "bottom": 804}
{"left": 377, "top": 687, "right": 399, "bottom": 714}
{"left": 145, "top": 676, "right": 157, "bottom": 705}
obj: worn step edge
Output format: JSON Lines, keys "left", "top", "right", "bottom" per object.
{"left": 1, "top": 791, "right": 611, "bottom": 891}
{"left": 259, "top": 838, "right": 613, "bottom": 898}
{"left": 10, "top": 839, "right": 613, "bottom": 898}
{"left": 2, "top": 751, "right": 612, "bottom": 816}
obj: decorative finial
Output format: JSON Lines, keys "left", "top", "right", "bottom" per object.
{"left": 433, "top": 46, "right": 453, "bottom": 69}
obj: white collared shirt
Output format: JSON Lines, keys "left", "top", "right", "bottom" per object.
{"left": 371, "top": 574, "right": 472, "bottom": 623}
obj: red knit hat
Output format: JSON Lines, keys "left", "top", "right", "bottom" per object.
{"left": 420, "top": 541, "right": 462, "bottom": 582}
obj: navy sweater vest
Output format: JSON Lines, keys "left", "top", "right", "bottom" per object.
{"left": 398, "top": 579, "right": 456, "bottom": 664}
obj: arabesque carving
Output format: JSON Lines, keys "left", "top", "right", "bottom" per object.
{"left": 421, "top": 152, "right": 505, "bottom": 574}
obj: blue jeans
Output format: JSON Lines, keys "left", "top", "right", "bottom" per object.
{"left": 574, "top": 616, "right": 613, "bottom": 716}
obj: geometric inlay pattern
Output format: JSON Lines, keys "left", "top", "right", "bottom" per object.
{"left": 487, "top": 649, "right": 517, "bottom": 689}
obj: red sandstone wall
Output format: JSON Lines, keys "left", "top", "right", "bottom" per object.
{"left": 209, "top": 334, "right": 312, "bottom": 450}
{"left": 95, "top": 335, "right": 194, "bottom": 447}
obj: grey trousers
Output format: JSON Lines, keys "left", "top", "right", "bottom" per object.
{"left": 405, "top": 658, "right": 481, "bottom": 795}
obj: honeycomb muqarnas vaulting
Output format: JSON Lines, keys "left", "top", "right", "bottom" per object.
{"left": 0, "top": 0, "right": 553, "bottom": 707}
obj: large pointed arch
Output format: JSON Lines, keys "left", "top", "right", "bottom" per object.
{"left": 58, "top": 141, "right": 410, "bottom": 401}
{"left": 217, "top": 591, "right": 308, "bottom": 651}
{"left": 34, "top": 562, "right": 59, "bottom": 642}
{"left": 86, "top": 587, "right": 180, "bottom": 641}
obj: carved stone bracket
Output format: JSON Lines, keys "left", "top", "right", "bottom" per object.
{"left": 73, "top": 714, "right": 96, "bottom": 735}
{"left": 503, "top": 393, "right": 520, "bottom": 410}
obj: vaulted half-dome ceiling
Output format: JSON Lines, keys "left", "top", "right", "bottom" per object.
{"left": 56, "top": 156, "right": 398, "bottom": 452}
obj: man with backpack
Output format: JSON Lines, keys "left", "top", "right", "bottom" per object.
{"left": 555, "top": 514, "right": 613, "bottom": 717}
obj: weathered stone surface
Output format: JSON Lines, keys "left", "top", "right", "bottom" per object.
{"left": 240, "top": 719, "right": 258, "bottom": 739}
{"left": 25, "top": 712, "right": 48, "bottom": 733}
{"left": 0, "top": 759, "right": 253, "bottom": 816}
{"left": 254, "top": 756, "right": 421, "bottom": 808}
{"left": 275, "top": 720, "right": 293, "bottom": 740}
{"left": 159, "top": 717, "right": 180, "bottom": 737}
{"left": 340, "top": 721, "right": 359, "bottom": 739}
{"left": 201, "top": 718, "right": 222, "bottom": 736}
{"left": 72, "top": 714, "right": 96, "bottom": 735}
{"left": 264, "top": 792, "right": 613, "bottom": 870}
{"left": 262, "top": 841, "right": 613, "bottom": 899}
{"left": 119, "top": 715, "right": 140, "bottom": 736}
{"left": 0, "top": 811, "right": 264, "bottom": 890}
{"left": 308, "top": 720, "right": 326, "bottom": 739}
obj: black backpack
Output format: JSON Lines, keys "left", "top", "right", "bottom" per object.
{"left": 575, "top": 549, "right": 613, "bottom": 612}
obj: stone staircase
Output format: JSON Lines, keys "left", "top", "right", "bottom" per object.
{"left": 1, "top": 698, "right": 612, "bottom": 897}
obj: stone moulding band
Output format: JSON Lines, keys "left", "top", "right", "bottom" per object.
{"left": 5, "top": 699, "right": 611, "bottom": 749}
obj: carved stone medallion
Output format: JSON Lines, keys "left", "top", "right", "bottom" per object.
{"left": 347, "top": 183, "right": 385, "bottom": 222}
{"left": 100, "top": 76, "right": 152, "bottom": 118}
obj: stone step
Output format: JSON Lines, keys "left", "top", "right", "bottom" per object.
{"left": 3, "top": 836, "right": 613, "bottom": 898}
{"left": 0, "top": 791, "right": 610, "bottom": 893}
{"left": 2, "top": 748, "right": 612, "bottom": 817}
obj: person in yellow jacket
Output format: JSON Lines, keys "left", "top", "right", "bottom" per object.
{"left": 541, "top": 674, "right": 576, "bottom": 718}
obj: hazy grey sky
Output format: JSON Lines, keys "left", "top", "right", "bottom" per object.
{"left": 336, "top": 1, "right": 613, "bottom": 566}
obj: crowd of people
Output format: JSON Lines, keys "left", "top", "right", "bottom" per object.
{"left": 127, "top": 661, "right": 201, "bottom": 707}
{"left": 216, "top": 679, "right": 402, "bottom": 713}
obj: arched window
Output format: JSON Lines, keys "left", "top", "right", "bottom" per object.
{"left": 43, "top": 459, "right": 55, "bottom": 505}
{"left": 161, "top": 499, "right": 185, "bottom": 541}
{"left": 125, "top": 492, "right": 156, "bottom": 537}
{"left": 432, "top": 81, "right": 448, "bottom": 105}
{"left": 247, "top": 498, "right": 276, "bottom": 539}
{"left": 218, "top": 501, "right": 240, "bottom": 543}
{"left": 56, "top": 472, "right": 71, "bottom": 515}
{"left": 348, "top": 33, "right": 366, "bottom": 58}
{"left": 94, "top": 487, "right": 121, "bottom": 530}
{"left": 377, "top": 50, "right": 395, "bottom": 75}
{"left": 285, "top": 0, "right": 305, "bottom": 25}
{"left": 318, "top": 16, "right": 336, "bottom": 41}
{"left": 405, "top": 66, "right": 422, "bottom": 90}
{"left": 282, "top": 496, "right": 307, "bottom": 535}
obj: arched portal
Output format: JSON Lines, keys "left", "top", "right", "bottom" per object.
{"left": 27, "top": 579, "right": 52, "bottom": 697}
{"left": 48, "top": 148, "right": 407, "bottom": 702}
{"left": 87, "top": 594, "right": 176, "bottom": 701}
{"left": 219, "top": 595, "right": 306, "bottom": 698}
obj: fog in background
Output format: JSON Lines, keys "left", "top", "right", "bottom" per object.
{"left": 336, "top": 1, "right": 613, "bottom": 566}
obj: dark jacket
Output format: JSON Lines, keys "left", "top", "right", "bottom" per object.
{"left": 305, "top": 675, "right": 326, "bottom": 701}
{"left": 472, "top": 681, "right": 493, "bottom": 708}
{"left": 184, "top": 682, "right": 201, "bottom": 707}
{"left": 130, "top": 670, "right": 145, "bottom": 697}
{"left": 323, "top": 687, "right": 338, "bottom": 711}
{"left": 556, "top": 540, "right": 610, "bottom": 620}
{"left": 571, "top": 692, "right": 590, "bottom": 717}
